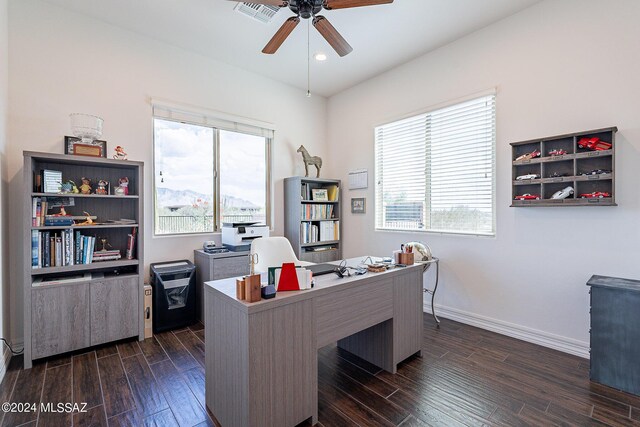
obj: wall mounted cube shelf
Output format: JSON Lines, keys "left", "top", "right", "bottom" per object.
{"left": 510, "top": 127, "right": 617, "bottom": 207}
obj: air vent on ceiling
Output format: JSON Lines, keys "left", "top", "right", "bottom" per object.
{"left": 234, "top": 2, "right": 281, "bottom": 24}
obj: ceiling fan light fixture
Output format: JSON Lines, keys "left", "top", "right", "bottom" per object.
{"left": 314, "top": 52, "right": 327, "bottom": 61}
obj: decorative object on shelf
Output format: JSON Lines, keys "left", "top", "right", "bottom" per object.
{"left": 514, "top": 193, "right": 540, "bottom": 200}
{"left": 65, "top": 136, "right": 107, "bottom": 158}
{"left": 42, "top": 169, "right": 63, "bottom": 193}
{"left": 351, "top": 197, "right": 365, "bottom": 214}
{"left": 114, "top": 177, "right": 129, "bottom": 196}
{"left": 60, "top": 181, "right": 73, "bottom": 193}
{"left": 311, "top": 188, "right": 328, "bottom": 201}
{"left": 52, "top": 206, "right": 68, "bottom": 217}
{"left": 97, "top": 237, "right": 112, "bottom": 252}
{"left": 548, "top": 149, "right": 567, "bottom": 156}
{"left": 95, "top": 180, "right": 109, "bottom": 195}
{"left": 79, "top": 177, "right": 92, "bottom": 194}
{"left": 75, "top": 211, "right": 95, "bottom": 226}
{"left": 515, "top": 149, "right": 541, "bottom": 162}
{"left": 578, "top": 137, "right": 612, "bottom": 151}
{"left": 516, "top": 173, "right": 540, "bottom": 181}
{"left": 551, "top": 186, "right": 574, "bottom": 200}
{"left": 70, "top": 113, "right": 104, "bottom": 144}
{"left": 580, "top": 191, "right": 611, "bottom": 199}
{"left": 113, "top": 145, "right": 128, "bottom": 160}
{"left": 297, "top": 145, "right": 322, "bottom": 178}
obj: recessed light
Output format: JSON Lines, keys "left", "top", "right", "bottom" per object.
{"left": 314, "top": 53, "right": 327, "bottom": 62}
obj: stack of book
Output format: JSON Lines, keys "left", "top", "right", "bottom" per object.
{"left": 300, "top": 220, "right": 339, "bottom": 243}
{"left": 31, "top": 198, "right": 49, "bottom": 226}
{"left": 92, "top": 249, "right": 122, "bottom": 262}
{"left": 319, "top": 220, "right": 340, "bottom": 241}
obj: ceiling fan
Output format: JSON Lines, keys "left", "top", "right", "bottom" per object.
{"left": 229, "top": 0, "right": 394, "bottom": 57}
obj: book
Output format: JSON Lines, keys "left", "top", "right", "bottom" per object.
{"left": 44, "top": 216, "right": 74, "bottom": 226}
{"left": 126, "top": 227, "right": 137, "bottom": 260}
{"left": 31, "top": 230, "right": 39, "bottom": 268}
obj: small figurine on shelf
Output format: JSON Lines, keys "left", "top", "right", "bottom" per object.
{"left": 79, "top": 177, "right": 92, "bottom": 194}
{"left": 51, "top": 206, "right": 69, "bottom": 216}
{"left": 98, "top": 237, "right": 112, "bottom": 252}
{"left": 114, "top": 176, "right": 129, "bottom": 196}
{"left": 75, "top": 211, "right": 94, "bottom": 226}
{"left": 69, "top": 180, "right": 80, "bottom": 194}
{"left": 96, "top": 179, "right": 109, "bottom": 195}
{"left": 113, "top": 145, "right": 128, "bottom": 160}
{"left": 60, "top": 181, "right": 73, "bottom": 194}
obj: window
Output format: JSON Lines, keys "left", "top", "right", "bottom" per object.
{"left": 153, "top": 107, "right": 272, "bottom": 235}
{"left": 375, "top": 94, "right": 496, "bottom": 235}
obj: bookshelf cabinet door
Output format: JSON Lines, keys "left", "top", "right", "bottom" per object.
{"left": 32, "top": 284, "right": 90, "bottom": 359}
{"left": 90, "top": 277, "right": 139, "bottom": 346}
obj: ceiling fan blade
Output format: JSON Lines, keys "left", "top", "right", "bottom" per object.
{"left": 324, "top": 0, "right": 392, "bottom": 10}
{"left": 262, "top": 17, "right": 300, "bottom": 54}
{"left": 313, "top": 16, "right": 353, "bottom": 57}
{"left": 227, "top": 0, "right": 288, "bottom": 6}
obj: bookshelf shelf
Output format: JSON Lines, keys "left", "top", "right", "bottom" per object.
{"left": 31, "top": 259, "right": 140, "bottom": 276}
{"left": 32, "top": 224, "right": 139, "bottom": 230}
{"left": 301, "top": 200, "right": 339, "bottom": 204}
{"left": 23, "top": 151, "right": 144, "bottom": 369}
{"left": 284, "top": 177, "right": 342, "bottom": 263}
{"left": 301, "top": 240, "right": 340, "bottom": 248}
{"left": 31, "top": 192, "right": 139, "bottom": 199}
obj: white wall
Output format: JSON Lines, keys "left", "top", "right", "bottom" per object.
{"left": 7, "top": 0, "right": 327, "bottom": 344}
{"left": 326, "top": 0, "right": 640, "bottom": 356}
{"left": 0, "top": 0, "right": 8, "bottom": 374}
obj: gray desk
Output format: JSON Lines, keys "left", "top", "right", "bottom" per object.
{"left": 204, "top": 257, "right": 423, "bottom": 426}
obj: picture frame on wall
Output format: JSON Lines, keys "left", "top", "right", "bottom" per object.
{"left": 65, "top": 136, "right": 107, "bottom": 158}
{"left": 311, "top": 188, "right": 329, "bottom": 202}
{"left": 351, "top": 197, "right": 366, "bottom": 214}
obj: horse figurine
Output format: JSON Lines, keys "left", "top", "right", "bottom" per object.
{"left": 296, "top": 145, "right": 322, "bottom": 178}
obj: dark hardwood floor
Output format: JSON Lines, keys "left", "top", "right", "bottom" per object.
{"left": 1, "top": 315, "right": 639, "bottom": 426}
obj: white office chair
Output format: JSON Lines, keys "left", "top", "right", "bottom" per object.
{"left": 250, "top": 236, "right": 313, "bottom": 274}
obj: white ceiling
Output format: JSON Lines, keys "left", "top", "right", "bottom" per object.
{"left": 41, "top": 0, "right": 540, "bottom": 97}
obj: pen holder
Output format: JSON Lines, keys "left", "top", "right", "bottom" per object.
{"left": 394, "top": 251, "right": 414, "bottom": 265}
{"left": 244, "top": 274, "right": 261, "bottom": 303}
{"left": 236, "top": 278, "right": 246, "bottom": 301}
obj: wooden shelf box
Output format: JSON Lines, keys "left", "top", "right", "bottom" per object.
{"left": 510, "top": 127, "right": 617, "bottom": 207}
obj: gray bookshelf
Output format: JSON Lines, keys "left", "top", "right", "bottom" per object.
{"left": 23, "top": 151, "right": 144, "bottom": 369}
{"left": 511, "top": 127, "right": 617, "bottom": 207}
{"left": 284, "top": 177, "right": 342, "bottom": 263}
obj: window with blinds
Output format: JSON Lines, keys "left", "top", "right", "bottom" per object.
{"left": 375, "top": 95, "right": 496, "bottom": 236}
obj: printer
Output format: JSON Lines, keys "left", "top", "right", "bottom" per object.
{"left": 222, "top": 222, "right": 269, "bottom": 251}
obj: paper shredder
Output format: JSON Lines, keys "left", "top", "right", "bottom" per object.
{"left": 150, "top": 260, "right": 197, "bottom": 333}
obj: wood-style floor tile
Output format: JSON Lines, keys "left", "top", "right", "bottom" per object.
{"left": 174, "top": 330, "right": 205, "bottom": 368}
{"left": 155, "top": 332, "right": 198, "bottom": 372}
{"left": 121, "top": 353, "right": 169, "bottom": 417}
{"left": 139, "top": 337, "right": 168, "bottom": 365}
{"left": 149, "top": 359, "right": 208, "bottom": 426}
{"left": 73, "top": 405, "right": 108, "bottom": 427}
{"left": 1, "top": 363, "right": 45, "bottom": 427}
{"left": 38, "top": 364, "right": 73, "bottom": 427}
{"left": 72, "top": 352, "right": 103, "bottom": 409}
{"left": 97, "top": 354, "right": 135, "bottom": 418}
{"left": 116, "top": 341, "right": 142, "bottom": 360}
{"left": 142, "top": 408, "right": 180, "bottom": 427}
{"left": 193, "top": 330, "right": 205, "bottom": 343}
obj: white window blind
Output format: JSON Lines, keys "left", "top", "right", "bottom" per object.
{"left": 375, "top": 95, "right": 496, "bottom": 236}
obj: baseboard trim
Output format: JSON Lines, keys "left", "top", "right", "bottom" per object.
{"left": 424, "top": 303, "right": 590, "bottom": 358}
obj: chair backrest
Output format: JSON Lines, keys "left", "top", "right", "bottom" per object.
{"left": 250, "top": 236, "right": 301, "bottom": 274}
